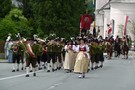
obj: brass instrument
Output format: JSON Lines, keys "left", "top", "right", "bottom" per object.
{"left": 12, "top": 43, "right": 19, "bottom": 53}
{"left": 33, "top": 34, "right": 46, "bottom": 43}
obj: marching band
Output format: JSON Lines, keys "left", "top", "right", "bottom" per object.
{"left": 5, "top": 33, "right": 132, "bottom": 78}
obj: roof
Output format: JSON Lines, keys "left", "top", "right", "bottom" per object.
{"left": 111, "top": 0, "right": 135, "bottom": 3}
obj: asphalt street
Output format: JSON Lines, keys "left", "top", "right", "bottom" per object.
{"left": 0, "top": 51, "right": 135, "bottom": 90}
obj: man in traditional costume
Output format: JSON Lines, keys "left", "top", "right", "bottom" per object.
{"left": 89, "top": 39, "right": 95, "bottom": 70}
{"left": 41, "top": 42, "right": 48, "bottom": 69}
{"left": 98, "top": 41, "right": 106, "bottom": 68}
{"left": 55, "top": 38, "right": 64, "bottom": 70}
{"left": 46, "top": 38, "right": 57, "bottom": 72}
{"left": 32, "top": 40, "right": 42, "bottom": 70}
{"left": 92, "top": 39, "right": 100, "bottom": 69}
{"left": 25, "top": 39, "right": 37, "bottom": 77}
{"left": 11, "top": 41, "right": 20, "bottom": 72}
{"left": 114, "top": 35, "right": 121, "bottom": 57}
{"left": 18, "top": 40, "right": 26, "bottom": 70}
{"left": 74, "top": 38, "right": 90, "bottom": 78}
{"left": 122, "top": 36, "right": 129, "bottom": 59}
{"left": 105, "top": 39, "right": 113, "bottom": 59}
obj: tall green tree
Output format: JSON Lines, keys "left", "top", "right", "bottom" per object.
{"left": 0, "top": 8, "right": 33, "bottom": 40}
{"left": 0, "top": 0, "right": 12, "bottom": 19}
{"left": 20, "top": 0, "right": 87, "bottom": 38}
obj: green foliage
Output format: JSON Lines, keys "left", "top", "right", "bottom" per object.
{"left": 0, "top": 8, "right": 33, "bottom": 40}
{"left": 0, "top": 0, "right": 12, "bottom": 19}
{"left": 0, "top": 0, "right": 95, "bottom": 40}
{"left": 20, "top": 0, "right": 87, "bottom": 38}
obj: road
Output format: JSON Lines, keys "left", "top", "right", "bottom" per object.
{"left": 0, "top": 51, "right": 135, "bottom": 90}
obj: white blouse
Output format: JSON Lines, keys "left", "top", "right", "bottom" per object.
{"left": 64, "top": 45, "right": 76, "bottom": 52}
{"left": 75, "top": 44, "right": 89, "bottom": 52}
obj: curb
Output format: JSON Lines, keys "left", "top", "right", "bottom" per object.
{"left": 0, "top": 60, "right": 9, "bottom": 63}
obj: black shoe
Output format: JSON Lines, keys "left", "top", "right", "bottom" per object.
{"left": 44, "top": 66, "right": 46, "bottom": 69}
{"left": 94, "top": 66, "right": 99, "bottom": 69}
{"left": 16, "top": 69, "right": 19, "bottom": 71}
{"left": 52, "top": 69, "right": 54, "bottom": 72}
{"left": 38, "top": 68, "right": 42, "bottom": 70}
{"left": 66, "top": 70, "right": 69, "bottom": 73}
{"left": 87, "top": 69, "right": 90, "bottom": 72}
{"left": 59, "top": 67, "right": 61, "bottom": 70}
{"left": 47, "top": 70, "right": 50, "bottom": 72}
{"left": 30, "top": 70, "right": 33, "bottom": 72}
{"left": 91, "top": 67, "right": 94, "bottom": 70}
{"left": 12, "top": 70, "right": 15, "bottom": 72}
{"left": 26, "top": 74, "right": 29, "bottom": 77}
{"left": 57, "top": 67, "right": 61, "bottom": 70}
{"left": 83, "top": 75, "right": 85, "bottom": 78}
{"left": 100, "top": 65, "right": 103, "bottom": 68}
{"left": 33, "top": 73, "right": 36, "bottom": 76}
{"left": 21, "top": 67, "right": 23, "bottom": 70}
{"left": 55, "top": 69, "right": 57, "bottom": 71}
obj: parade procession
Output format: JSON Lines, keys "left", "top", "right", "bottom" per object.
{"left": 1, "top": 0, "right": 135, "bottom": 90}
{"left": 4, "top": 31, "right": 132, "bottom": 79}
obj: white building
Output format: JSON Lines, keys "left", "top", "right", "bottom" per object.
{"left": 95, "top": 0, "right": 135, "bottom": 40}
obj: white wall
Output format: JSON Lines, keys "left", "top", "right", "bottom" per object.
{"left": 95, "top": 0, "right": 110, "bottom": 38}
{"left": 96, "top": 0, "right": 109, "bottom": 10}
{"left": 103, "top": 10, "right": 110, "bottom": 38}
{"left": 110, "top": 3, "right": 135, "bottom": 39}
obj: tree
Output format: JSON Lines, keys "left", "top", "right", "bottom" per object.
{"left": 0, "top": 8, "right": 33, "bottom": 40}
{"left": 0, "top": 0, "right": 12, "bottom": 19}
{"left": 17, "top": 0, "right": 34, "bottom": 19}
{"left": 19, "top": 0, "right": 87, "bottom": 38}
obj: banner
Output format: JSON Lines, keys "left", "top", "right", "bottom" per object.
{"left": 80, "top": 14, "right": 92, "bottom": 31}
{"left": 123, "top": 16, "right": 129, "bottom": 35}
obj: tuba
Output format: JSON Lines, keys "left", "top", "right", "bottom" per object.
{"left": 27, "top": 43, "right": 35, "bottom": 58}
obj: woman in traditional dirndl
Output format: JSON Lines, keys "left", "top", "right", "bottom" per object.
{"left": 64, "top": 40, "right": 75, "bottom": 73}
{"left": 74, "top": 38, "right": 90, "bottom": 78}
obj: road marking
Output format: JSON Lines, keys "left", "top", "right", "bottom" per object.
{"left": 46, "top": 83, "right": 63, "bottom": 90}
{"left": 0, "top": 70, "right": 44, "bottom": 81}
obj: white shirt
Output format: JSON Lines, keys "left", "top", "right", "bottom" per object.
{"left": 75, "top": 44, "right": 89, "bottom": 52}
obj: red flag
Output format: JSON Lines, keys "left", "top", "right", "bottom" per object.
{"left": 80, "top": 14, "right": 92, "bottom": 31}
{"left": 123, "top": 16, "right": 129, "bottom": 35}
{"left": 108, "top": 27, "right": 112, "bottom": 34}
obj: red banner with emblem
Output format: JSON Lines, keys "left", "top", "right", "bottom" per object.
{"left": 80, "top": 14, "right": 92, "bottom": 31}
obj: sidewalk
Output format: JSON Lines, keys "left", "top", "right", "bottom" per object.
{"left": 0, "top": 59, "right": 8, "bottom": 63}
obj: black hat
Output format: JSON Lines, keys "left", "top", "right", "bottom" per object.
{"left": 79, "top": 37, "right": 87, "bottom": 42}
{"left": 94, "top": 39, "right": 98, "bottom": 43}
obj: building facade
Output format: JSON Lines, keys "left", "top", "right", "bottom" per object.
{"left": 95, "top": 0, "right": 135, "bottom": 40}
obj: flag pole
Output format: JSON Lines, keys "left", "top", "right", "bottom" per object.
{"left": 123, "top": 15, "right": 129, "bottom": 36}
